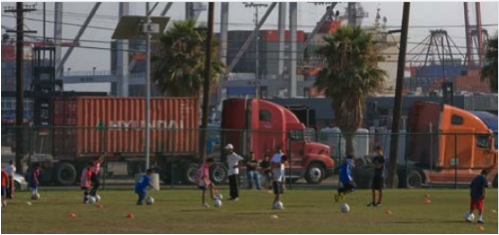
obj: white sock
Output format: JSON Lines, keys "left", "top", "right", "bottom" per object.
{"left": 478, "top": 215, "right": 483, "bottom": 221}
{"left": 31, "top": 189, "right": 36, "bottom": 196}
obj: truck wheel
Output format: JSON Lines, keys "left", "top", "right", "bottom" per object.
{"left": 305, "top": 163, "right": 325, "bottom": 184}
{"left": 210, "top": 162, "right": 228, "bottom": 185}
{"left": 384, "top": 175, "right": 399, "bottom": 189}
{"left": 184, "top": 163, "right": 199, "bottom": 185}
{"left": 407, "top": 170, "right": 423, "bottom": 188}
{"left": 54, "top": 162, "right": 77, "bottom": 186}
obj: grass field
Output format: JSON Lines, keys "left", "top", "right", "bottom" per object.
{"left": 1, "top": 188, "right": 497, "bottom": 234}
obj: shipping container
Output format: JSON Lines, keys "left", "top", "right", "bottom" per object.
{"left": 260, "top": 30, "right": 306, "bottom": 42}
{"left": 52, "top": 97, "right": 200, "bottom": 160}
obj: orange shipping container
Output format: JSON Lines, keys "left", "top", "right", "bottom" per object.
{"left": 52, "top": 97, "right": 200, "bottom": 160}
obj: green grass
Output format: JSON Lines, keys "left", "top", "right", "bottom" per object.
{"left": 1, "top": 188, "right": 497, "bottom": 234}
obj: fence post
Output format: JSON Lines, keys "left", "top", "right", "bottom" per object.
{"left": 454, "top": 133, "right": 458, "bottom": 189}
{"left": 170, "top": 128, "right": 176, "bottom": 188}
{"left": 287, "top": 131, "right": 292, "bottom": 190}
{"left": 102, "top": 126, "right": 108, "bottom": 190}
{"left": 337, "top": 132, "right": 341, "bottom": 189}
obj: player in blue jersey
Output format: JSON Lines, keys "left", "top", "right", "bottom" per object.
{"left": 134, "top": 169, "right": 157, "bottom": 205}
{"left": 335, "top": 155, "right": 356, "bottom": 202}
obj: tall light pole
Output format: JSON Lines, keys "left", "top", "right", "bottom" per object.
{"left": 243, "top": 2, "right": 268, "bottom": 98}
{"left": 145, "top": 2, "right": 152, "bottom": 170}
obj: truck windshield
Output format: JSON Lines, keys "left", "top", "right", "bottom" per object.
{"left": 289, "top": 130, "right": 304, "bottom": 141}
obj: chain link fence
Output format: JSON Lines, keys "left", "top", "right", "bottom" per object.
{"left": 1, "top": 125, "right": 497, "bottom": 190}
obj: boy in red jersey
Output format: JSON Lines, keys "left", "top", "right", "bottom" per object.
{"left": 80, "top": 162, "right": 94, "bottom": 204}
{"left": 90, "top": 155, "right": 104, "bottom": 197}
{"left": 29, "top": 163, "right": 41, "bottom": 199}
{"left": 1, "top": 170, "right": 9, "bottom": 207}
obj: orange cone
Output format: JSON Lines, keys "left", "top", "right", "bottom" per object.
{"left": 385, "top": 210, "right": 392, "bottom": 214}
{"left": 126, "top": 213, "right": 134, "bottom": 218}
{"left": 476, "top": 226, "right": 484, "bottom": 231}
{"left": 97, "top": 205, "right": 104, "bottom": 209}
{"left": 69, "top": 213, "right": 77, "bottom": 218}
{"left": 424, "top": 199, "right": 431, "bottom": 204}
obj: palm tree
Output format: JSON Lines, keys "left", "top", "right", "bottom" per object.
{"left": 315, "top": 26, "right": 386, "bottom": 156}
{"left": 481, "top": 37, "right": 498, "bottom": 93}
{"left": 151, "top": 20, "right": 225, "bottom": 97}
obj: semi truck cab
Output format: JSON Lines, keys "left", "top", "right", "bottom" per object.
{"left": 221, "top": 98, "right": 334, "bottom": 184}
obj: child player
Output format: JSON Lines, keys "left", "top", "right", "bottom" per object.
{"left": 80, "top": 162, "right": 94, "bottom": 204}
{"left": 196, "top": 157, "right": 216, "bottom": 208}
{"left": 271, "top": 154, "right": 288, "bottom": 209}
{"left": 135, "top": 168, "right": 157, "bottom": 205}
{"left": 335, "top": 155, "right": 356, "bottom": 202}
{"left": 29, "top": 163, "right": 41, "bottom": 199}
{"left": 468, "top": 169, "right": 490, "bottom": 223}
{"left": 1, "top": 169, "right": 9, "bottom": 207}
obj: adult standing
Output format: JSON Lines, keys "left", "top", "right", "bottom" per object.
{"left": 368, "top": 146, "right": 386, "bottom": 207}
{"left": 4, "top": 160, "right": 16, "bottom": 199}
{"left": 90, "top": 155, "right": 104, "bottom": 197}
{"left": 246, "top": 152, "right": 261, "bottom": 189}
{"left": 271, "top": 151, "right": 287, "bottom": 209}
{"left": 226, "top": 144, "right": 243, "bottom": 201}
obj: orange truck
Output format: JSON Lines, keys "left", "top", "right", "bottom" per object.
{"left": 402, "top": 101, "right": 497, "bottom": 188}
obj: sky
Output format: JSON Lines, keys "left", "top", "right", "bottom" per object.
{"left": 1, "top": 1, "right": 498, "bottom": 92}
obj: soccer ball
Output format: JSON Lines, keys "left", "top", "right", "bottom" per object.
{"left": 464, "top": 212, "right": 475, "bottom": 222}
{"left": 31, "top": 193, "right": 40, "bottom": 200}
{"left": 272, "top": 201, "right": 284, "bottom": 210}
{"left": 146, "top": 197, "right": 155, "bottom": 205}
{"left": 88, "top": 196, "right": 97, "bottom": 204}
{"left": 95, "top": 195, "right": 101, "bottom": 202}
{"left": 215, "top": 193, "right": 223, "bottom": 200}
{"left": 214, "top": 199, "right": 222, "bottom": 208}
{"left": 340, "top": 203, "right": 350, "bottom": 213}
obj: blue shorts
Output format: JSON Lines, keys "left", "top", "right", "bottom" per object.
{"left": 29, "top": 184, "right": 38, "bottom": 189}
{"left": 1, "top": 186, "right": 5, "bottom": 196}
{"left": 198, "top": 186, "right": 206, "bottom": 190}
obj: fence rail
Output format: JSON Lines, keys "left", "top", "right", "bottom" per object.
{"left": 1, "top": 125, "right": 497, "bottom": 190}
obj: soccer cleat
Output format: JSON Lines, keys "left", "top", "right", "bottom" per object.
{"left": 374, "top": 203, "right": 382, "bottom": 207}
{"left": 477, "top": 220, "right": 484, "bottom": 224}
{"left": 334, "top": 194, "right": 339, "bottom": 202}
{"left": 203, "top": 203, "right": 210, "bottom": 208}
{"left": 136, "top": 202, "right": 143, "bottom": 206}
{"left": 367, "top": 202, "right": 375, "bottom": 207}
{"left": 340, "top": 193, "right": 345, "bottom": 200}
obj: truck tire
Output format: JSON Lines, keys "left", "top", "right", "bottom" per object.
{"left": 407, "top": 170, "right": 423, "bottom": 188}
{"left": 210, "top": 162, "right": 228, "bottom": 185}
{"left": 184, "top": 163, "right": 199, "bottom": 185}
{"left": 54, "top": 162, "right": 77, "bottom": 186}
{"left": 384, "top": 175, "right": 399, "bottom": 189}
{"left": 305, "top": 163, "right": 325, "bottom": 184}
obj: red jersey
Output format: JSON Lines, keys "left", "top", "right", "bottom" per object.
{"left": 31, "top": 170, "right": 40, "bottom": 185}
{"left": 1, "top": 170, "right": 8, "bottom": 186}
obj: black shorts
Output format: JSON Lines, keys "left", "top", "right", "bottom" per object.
{"left": 91, "top": 174, "right": 99, "bottom": 183}
{"left": 273, "top": 181, "right": 284, "bottom": 195}
{"left": 344, "top": 182, "right": 356, "bottom": 191}
{"left": 372, "top": 176, "right": 384, "bottom": 190}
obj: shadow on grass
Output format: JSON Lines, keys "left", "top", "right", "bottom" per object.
{"left": 381, "top": 220, "right": 464, "bottom": 224}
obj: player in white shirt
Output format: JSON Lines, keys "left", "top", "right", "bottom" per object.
{"left": 271, "top": 148, "right": 288, "bottom": 209}
{"left": 225, "top": 144, "right": 244, "bottom": 201}
{"left": 3, "top": 160, "right": 16, "bottom": 199}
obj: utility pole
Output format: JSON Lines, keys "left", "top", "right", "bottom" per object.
{"left": 243, "top": 2, "right": 268, "bottom": 98}
{"left": 386, "top": 2, "right": 410, "bottom": 189}
{"left": 199, "top": 2, "right": 215, "bottom": 162}
{"left": 4, "top": 3, "right": 37, "bottom": 172}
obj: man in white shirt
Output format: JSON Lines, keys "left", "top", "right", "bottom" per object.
{"left": 4, "top": 160, "right": 16, "bottom": 199}
{"left": 225, "top": 144, "right": 243, "bottom": 201}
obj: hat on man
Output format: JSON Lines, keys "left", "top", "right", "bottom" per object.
{"left": 225, "top": 144, "right": 234, "bottom": 150}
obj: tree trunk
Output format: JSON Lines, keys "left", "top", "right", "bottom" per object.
{"left": 344, "top": 133, "right": 355, "bottom": 156}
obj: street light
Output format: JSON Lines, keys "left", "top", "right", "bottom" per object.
{"left": 243, "top": 2, "right": 268, "bottom": 98}
{"left": 112, "top": 10, "right": 169, "bottom": 171}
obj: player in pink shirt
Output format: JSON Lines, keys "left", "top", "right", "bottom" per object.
{"left": 80, "top": 162, "right": 94, "bottom": 204}
{"left": 90, "top": 155, "right": 104, "bottom": 197}
{"left": 196, "top": 157, "right": 216, "bottom": 208}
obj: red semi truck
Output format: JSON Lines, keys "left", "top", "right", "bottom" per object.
{"left": 221, "top": 98, "right": 335, "bottom": 184}
{"left": 30, "top": 96, "right": 333, "bottom": 186}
